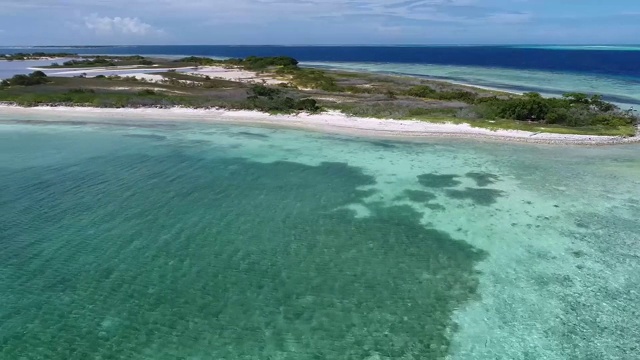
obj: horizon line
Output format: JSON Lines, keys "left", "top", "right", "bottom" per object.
{"left": 2, "top": 43, "right": 640, "bottom": 48}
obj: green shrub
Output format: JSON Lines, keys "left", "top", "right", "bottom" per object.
{"left": 406, "top": 86, "right": 476, "bottom": 103}
{"left": 295, "top": 98, "right": 320, "bottom": 112}
{"left": 67, "top": 88, "right": 96, "bottom": 94}
{"left": 177, "top": 56, "right": 299, "bottom": 70}
{"left": 240, "top": 56, "right": 298, "bottom": 70}
{"left": 406, "top": 85, "right": 436, "bottom": 98}
{"left": 433, "top": 91, "right": 477, "bottom": 103}
{"left": 286, "top": 69, "right": 339, "bottom": 91}
{"left": 244, "top": 84, "right": 320, "bottom": 113}
{"left": 30, "top": 71, "right": 47, "bottom": 78}
{"left": 2, "top": 72, "right": 50, "bottom": 87}
{"left": 137, "top": 89, "right": 157, "bottom": 96}
{"left": 62, "top": 58, "right": 115, "bottom": 67}
{"left": 545, "top": 108, "right": 569, "bottom": 124}
{"left": 489, "top": 97, "right": 551, "bottom": 120}
{"left": 563, "top": 92, "right": 590, "bottom": 104}
{"left": 590, "top": 114, "right": 633, "bottom": 127}
{"left": 248, "top": 96, "right": 296, "bottom": 113}
{"left": 249, "top": 85, "right": 281, "bottom": 99}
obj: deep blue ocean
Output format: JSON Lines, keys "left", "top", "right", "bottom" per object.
{"left": 3, "top": 45, "right": 640, "bottom": 77}
{"left": 2, "top": 45, "right": 640, "bottom": 106}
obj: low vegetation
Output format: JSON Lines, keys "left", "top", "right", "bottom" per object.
{"left": 0, "top": 75, "right": 320, "bottom": 113}
{"left": 176, "top": 56, "right": 298, "bottom": 70}
{"left": 48, "top": 55, "right": 159, "bottom": 68}
{"left": 0, "top": 52, "right": 76, "bottom": 61}
{"left": 401, "top": 86, "right": 636, "bottom": 129}
{"left": 1, "top": 55, "right": 637, "bottom": 136}
{"left": 175, "top": 56, "right": 338, "bottom": 91}
{"left": 246, "top": 85, "right": 320, "bottom": 113}
{"left": 53, "top": 57, "right": 116, "bottom": 67}
{"left": 405, "top": 85, "right": 478, "bottom": 103}
{"left": 277, "top": 67, "right": 340, "bottom": 91}
{"left": 1, "top": 71, "right": 50, "bottom": 87}
{"left": 474, "top": 92, "right": 635, "bottom": 128}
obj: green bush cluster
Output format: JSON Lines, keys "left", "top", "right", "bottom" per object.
{"left": 562, "top": 93, "right": 615, "bottom": 112}
{"left": 482, "top": 92, "right": 551, "bottom": 120}
{"left": 45, "top": 55, "right": 153, "bottom": 68}
{"left": 405, "top": 86, "right": 477, "bottom": 103}
{"left": 278, "top": 68, "right": 339, "bottom": 92}
{"left": 56, "top": 57, "right": 115, "bottom": 67}
{"left": 246, "top": 85, "right": 320, "bottom": 113}
{"left": 433, "top": 91, "right": 477, "bottom": 102}
{"left": 406, "top": 85, "right": 436, "bottom": 98}
{"left": 177, "top": 56, "right": 219, "bottom": 66}
{"left": 295, "top": 98, "right": 321, "bottom": 112}
{"left": 1, "top": 71, "right": 50, "bottom": 87}
{"left": 403, "top": 86, "right": 635, "bottom": 128}
{"left": 118, "top": 55, "right": 146, "bottom": 61}
{"left": 248, "top": 84, "right": 281, "bottom": 99}
{"left": 227, "top": 56, "right": 299, "bottom": 70}
{"left": 476, "top": 92, "right": 635, "bottom": 127}
{"left": 177, "top": 56, "right": 299, "bottom": 71}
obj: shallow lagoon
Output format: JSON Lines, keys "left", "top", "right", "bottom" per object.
{"left": 1, "top": 117, "right": 639, "bottom": 359}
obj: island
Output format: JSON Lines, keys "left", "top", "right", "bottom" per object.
{"left": 1, "top": 54, "right": 638, "bottom": 144}
{"left": 0, "top": 52, "right": 78, "bottom": 61}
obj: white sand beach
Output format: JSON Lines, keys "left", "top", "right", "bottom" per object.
{"left": 188, "top": 66, "right": 287, "bottom": 85}
{"left": 28, "top": 65, "right": 287, "bottom": 85}
{"left": 27, "top": 65, "right": 193, "bottom": 76}
{"left": 1, "top": 105, "right": 638, "bottom": 145}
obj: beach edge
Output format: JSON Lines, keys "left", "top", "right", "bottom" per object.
{"left": 1, "top": 105, "right": 638, "bottom": 146}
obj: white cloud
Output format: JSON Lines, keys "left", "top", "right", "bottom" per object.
{"left": 0, "top": 0, "right": 535, "bottom": 30}
{"left": 165, "top": 0, "right": 530, "bottom": 27}
{"left": 83, "top": 14, "right": 163, "bottom": 36}
{"left": 0, "top": 0, "right": 502, "bottom": 23}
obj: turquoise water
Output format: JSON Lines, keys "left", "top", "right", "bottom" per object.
{"left": 1, "top": 116, "right": 639, "bottom": 359}
{"left": 512, "top": 45, "right": 640, "bottom": 51}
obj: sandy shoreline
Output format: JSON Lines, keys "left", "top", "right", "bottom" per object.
{"left": 0, "top": 105, "right": 638, "bottom": 146}
{"left": 28, "top": 65, "right": 195, "bottom": 75}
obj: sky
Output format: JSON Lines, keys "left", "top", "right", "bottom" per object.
{"left": 0, "top": 0, "right": 638, "bottom": 45}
